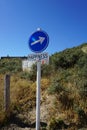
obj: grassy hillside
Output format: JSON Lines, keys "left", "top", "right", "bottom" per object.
{"left": 0, "top": 43, "right": 87, "bottom": 129}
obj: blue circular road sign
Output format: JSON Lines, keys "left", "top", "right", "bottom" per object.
{"left": 29, "top": 29, "right": 49, "bottom": 53}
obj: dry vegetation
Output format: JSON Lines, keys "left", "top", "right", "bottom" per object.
{"left": 0, "top": 43, "right": 87, "bottom": 130}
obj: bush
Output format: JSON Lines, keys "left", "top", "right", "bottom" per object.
{"left": 78, "top": 80, "right": 87, "bottom": 100}
{"left": 77, "top": 55, "right": 87, "bottom": 68}
{"left": 50, "top": 47, "right": 83, "bottom": 70}
{"left": 48, "top": 77, "right": 64, "bottom": 94}
{"left": 0, "top": 58, "right": 22, "bottom": 74}
{"left": 20, "top": 72, "right": 30, "bottom": 79}
{"left": 49, "top": 118, "right": 68, "bottom": 130}
{"left": 20, "top": 71, "right": 36, "bottom": 81}
{"left": 77, "top": 108, "right": 87, "bottom": 127}
{"left": 59, "top": 92, "right": 74, "bottom": 109}
{"left": 41, "top": 64, "right": 51, "bottom": 77}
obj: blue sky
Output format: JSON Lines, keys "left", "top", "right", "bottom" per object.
{"left": 0, "top": 0, "right": 87, "bottom": 56}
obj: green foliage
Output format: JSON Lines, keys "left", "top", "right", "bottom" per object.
{"left": 77, "top": 54, "right": 87, "bottom": 67}
{"left": 50, "top": 46, "right": 83, "bottom": 70}
{"left": 41, "top": 64, "right": 52, "bottom": 77}
{"left": 49, "top": 118, "right": 68, "bottom": 130}
{"left": 77, "top": 108, "right": 87, "bottom": 127}
{"left": 20, "top": 63, "right": 52, "bottom": 81}
{"left": 20, "top": 71, "right": 36, "bottom": 81}
{"left": 0, "top": 43, "right": 87, "bottom": 129}
{"left": 20, "top": 72, "right": 30, "bottom": 79}
{"left": 48, "top": 77, "right": 65, "bottom": 94}
{"left": 41, "top": 127, "right": 47, "bottom": 130}
{"left": 20, "top": 63, "right": 37, "bottom": 81}
{"left": 48, "top": 75, "right": 74, "bottom": 109}
{"left": 0, "top": 58, "right": 22, "bottom": 74}
{"left": 29, "top": 63, "right": 37, "bottom": 81}
{"left": 77, "top": 53, "right": 87, "bottom": 78}
{"left": 78, "top": 80, "right": 87, "bottom": 100}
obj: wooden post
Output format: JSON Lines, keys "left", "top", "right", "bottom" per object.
{"left": 4, "top": 74, "right": 10, "bottom": 111}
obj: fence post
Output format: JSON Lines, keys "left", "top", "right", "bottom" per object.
{"left": 4, "top": 74, "right": 10, "bottom": 111}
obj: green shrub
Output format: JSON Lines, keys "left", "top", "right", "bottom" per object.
{"left": 0, "top": 58, "right": 22, "bottom": 74}
{"left": 78, "top": 80, "right": 87, "bottom": 100}
{"left": 77, "top": 108, "right": 87, "bottom": 127}
{"left": 41, "top": 64, "right": 51, "bottom": 77}
{"left": 20, "top": 71, "right": 36, "bottom": 81}
{"left": 49, "top": 118, "right": 68, "bottom": 130}
{"left": 77, "top": 55, "right": 87, "bottom": 68}
{"left": 50, "top": 47, "right": 83, "bottom": 70}
{"left": 48, "top": 77, "right": 64, "bottom": 94}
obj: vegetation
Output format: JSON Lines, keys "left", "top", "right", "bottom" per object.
{"left": 0, "top": 58, "right": 22, "bottom": 74}
{"left": 0, "top": 43, "right": 87, "bottom": 129}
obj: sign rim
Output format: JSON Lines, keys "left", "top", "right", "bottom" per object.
{"left": 28, "top": 30, "right": 49, "bottom": 53}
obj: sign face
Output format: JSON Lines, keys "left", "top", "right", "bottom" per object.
{"left": 29, "top": 30, "right": 49, "bottom": 53}
{"left": 28, "top": 52, "right": 49, "bottom": 62}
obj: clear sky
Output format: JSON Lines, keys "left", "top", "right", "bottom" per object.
{"left": 0, "top": 0, "right": 87, "bottom": 56}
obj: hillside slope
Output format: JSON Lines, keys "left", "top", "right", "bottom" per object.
{"left": 0, "top": 43, "right": 87, "bottom": 130}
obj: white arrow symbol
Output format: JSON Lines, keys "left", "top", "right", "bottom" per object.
{"left": 31, "top": 36, "right": 45, "bottom": 45}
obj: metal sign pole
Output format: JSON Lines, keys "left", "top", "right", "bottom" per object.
{"left": 28, "top": 28, "right": 49, "bottom": 130}
{"left": 36, "top": 61, "right": 41, "bottom": 130}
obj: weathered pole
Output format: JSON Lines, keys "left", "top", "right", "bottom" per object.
{"left": 4, "top": 74, "right": 10, "bottom": 111}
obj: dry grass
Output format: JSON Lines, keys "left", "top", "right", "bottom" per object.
{"left": 0, "top": 73, "right": 87, "bottom": 129}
